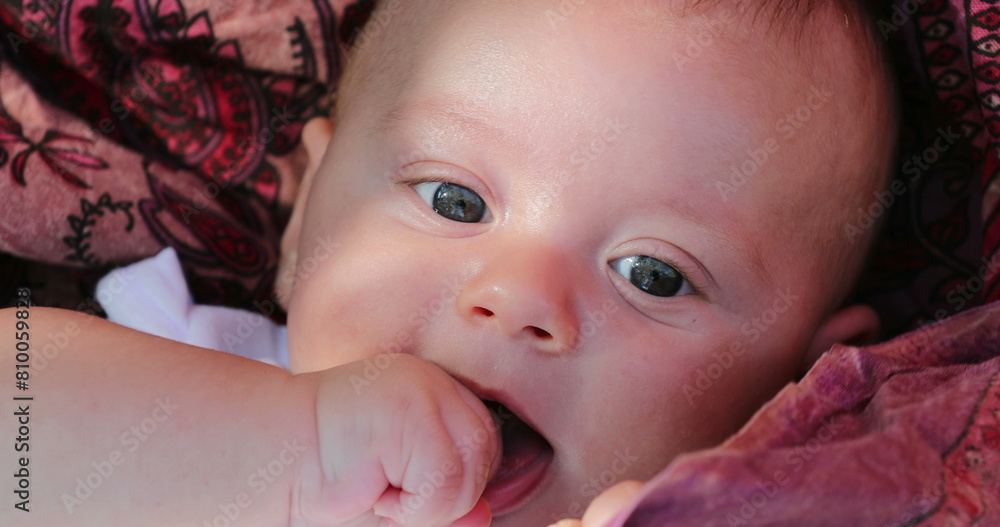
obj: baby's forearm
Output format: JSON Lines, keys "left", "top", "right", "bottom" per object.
{"left": 0, "top": 307, "right": 320, "bottom": 526}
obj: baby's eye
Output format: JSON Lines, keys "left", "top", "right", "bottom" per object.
{"left": 413, "top": 182, "right": 491, "bottom": 223}
{"left": 610, "top": 255, "right": 694, "bottom": 297}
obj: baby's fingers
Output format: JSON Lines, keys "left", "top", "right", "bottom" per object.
{"left": 581, "top": 480, "right": 643, "bottom": 527}
{"left": 371, "top": 436, "right": 485, "bottom": 526}
{"left": 545, "top": 480, "right": 643, "bottom": 527}
{"left": 375, "top": 396, "right": 499, "bottom": 526}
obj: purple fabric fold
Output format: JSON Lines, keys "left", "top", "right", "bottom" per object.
{"left": 610, "top": 301, "right": 1000, "bottom": 527}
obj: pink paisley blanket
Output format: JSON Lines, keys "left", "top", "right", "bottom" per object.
{"left": 0, "top": 1, "right": 999, "bottom": 526}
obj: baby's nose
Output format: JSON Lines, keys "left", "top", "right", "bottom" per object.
{"left": 457, "top": 245, "right": 582, "bottom": 354}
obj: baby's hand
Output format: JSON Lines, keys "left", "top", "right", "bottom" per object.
{"left": 547, "top": 480, "right": 643, "bottom": 527}
{"left": 294, "top": 354, "right": 501, "bottom": 527}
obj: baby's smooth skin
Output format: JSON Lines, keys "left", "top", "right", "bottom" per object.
{"left": 280, "top": 0, "right": 894, "bottom": 526}
{"left": 0, "top": 1, "right": 896, "bottom": 527}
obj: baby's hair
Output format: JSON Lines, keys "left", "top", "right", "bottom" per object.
{"left": 677, "top": 0, "right": 890, "bottom": 66}
{"left": 678, "top": 0, "right": 878, "bottom": 30}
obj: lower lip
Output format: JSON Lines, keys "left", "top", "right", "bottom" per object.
{"left": 481, "top": 446, "right": 554, "bottom": 516}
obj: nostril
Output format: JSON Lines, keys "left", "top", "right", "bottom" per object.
{"left": 529, "top": 326, "right": 552, "bottom": 340}
{"left": 473, "top": 306, "right": 495, "bottom": 318}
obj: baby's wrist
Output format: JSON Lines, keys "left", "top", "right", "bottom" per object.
{"left": 282, "top": 371, "right": 330, "bottom": 524}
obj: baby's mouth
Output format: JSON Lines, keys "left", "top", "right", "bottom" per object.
{"left": 481, "top": 399, "right": 554, "bottom": 516}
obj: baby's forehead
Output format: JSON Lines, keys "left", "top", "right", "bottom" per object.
{"left": 350, "top": 0, "right": 872, "bottom": 99}
{"left": 349, "top": 2, "right": 891, "bottom": 206}
{"left": 353, "top": 0, "right": 886, "bottom": 176}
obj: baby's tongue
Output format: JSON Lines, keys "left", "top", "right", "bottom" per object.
{"left": 493, "top": 414, "right": 547, "bottom": 481}
{"left": 482, "top": 404, "right": 553, "bottom": 513}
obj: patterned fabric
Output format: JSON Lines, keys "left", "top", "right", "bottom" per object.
{"left": 961, "top": 2, "right": 1000, "bottom": 301}
{"left": 856, "top": 0, "right": 1000, "bottom": 335}
{"left": 0, "top": 0, "right": 375, "bottom": 318}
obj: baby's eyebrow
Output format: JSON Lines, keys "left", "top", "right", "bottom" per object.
{"left": 372, "top": 99, "right": 516, "bottom": 150}
{"left": 657, "top": 195, "right": 772, "bottom": 288}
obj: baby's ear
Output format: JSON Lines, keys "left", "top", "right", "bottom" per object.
{"left": 302, "top": 117, "right": 335, "bottom": 168}
{"left": 800, "top": 304, "right": 880, "bottom": 374}
{"left": 277, "top": 117, "right": 335, "bottom": 307}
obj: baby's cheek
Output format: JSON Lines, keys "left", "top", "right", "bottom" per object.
{"left": 685, "top": 341, "right": 799, "bottom": 440}
{"left": 286, "top": 288, "right": 366, "bottom": 373}
{"left": 647, "top": 338, "right": 768, "bottom": 448}
{"left": 286, "top": 256, "right": 449, "bottom": 373}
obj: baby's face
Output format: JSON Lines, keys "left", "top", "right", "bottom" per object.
{"left": 282, "top": 1, "right": 888, "bottom": 525}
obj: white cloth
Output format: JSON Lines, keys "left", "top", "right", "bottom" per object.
{"left": 95, "top": 247, "right": 290, "bottom": 370}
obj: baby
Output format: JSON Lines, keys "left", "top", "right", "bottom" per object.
{"left": 1, "top": 0, "right": 897, "bottom": 526}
